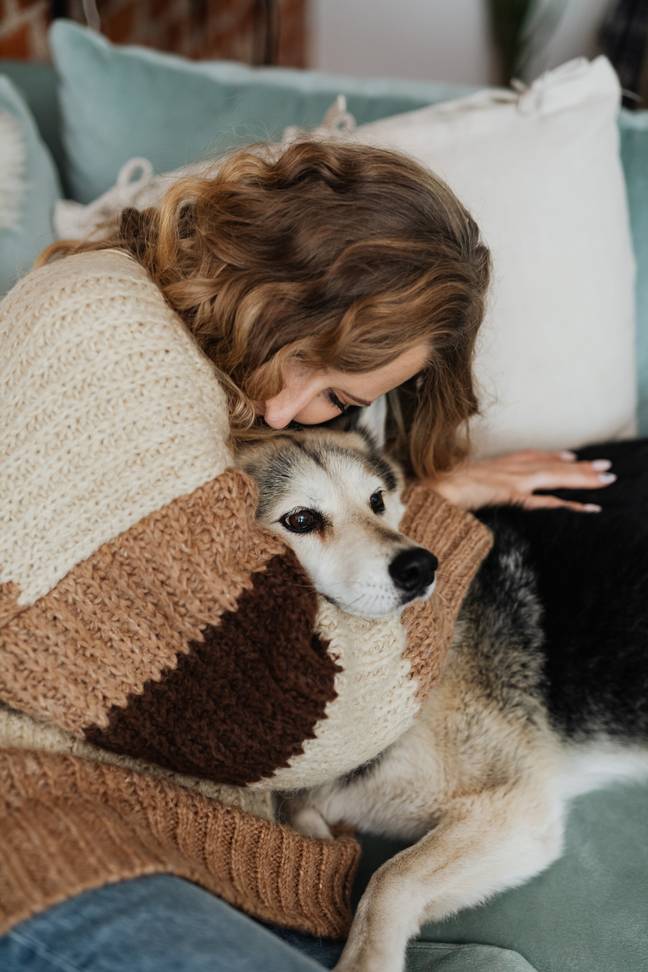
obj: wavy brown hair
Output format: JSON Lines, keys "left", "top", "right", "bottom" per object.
{"left": 38, "top": 138, "right": 491, "bottom": 480}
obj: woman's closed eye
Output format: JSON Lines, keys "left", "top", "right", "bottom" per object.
{"left": 325, "top": 389, "right": 351, "bottom": 414}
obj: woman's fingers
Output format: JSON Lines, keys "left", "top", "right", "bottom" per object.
{"left": 524, "top": 460, "right": 616, "bottom": 492}
{"left": 427, "top": 449, "right": 619, "bottom": 512}
{"left": 517, "top": 493, "right": 602, "bottom": 513}
{"left": 492, "top": 449, "right": 618, "bottom": 494}
{"left": 502, "top": 448, "right": 578, "bottom": 463}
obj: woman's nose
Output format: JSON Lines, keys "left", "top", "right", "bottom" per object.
{"left": 264, "top": 388, "right": 333, "bottom": 428}
{"left": 262, "top": 390, "right": 300, "bottom": 428}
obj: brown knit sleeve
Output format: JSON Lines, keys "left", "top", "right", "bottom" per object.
{"left": 398, "top": 481, "right": 494, "bottom": 699}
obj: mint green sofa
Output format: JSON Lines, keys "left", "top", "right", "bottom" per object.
{"left": 2, "top": 21, "right": 648, "bottom": 972}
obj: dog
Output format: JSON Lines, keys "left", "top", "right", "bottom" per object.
{"left": 237, "top": 399, "right": 436, "bottom": 620}
{"left": 238, "top": 403, "right": 648, "bottom": 972}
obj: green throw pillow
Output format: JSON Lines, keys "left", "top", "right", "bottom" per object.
{"left": 0, "top": 75, "right": 61, "bottom": 296}
{"left": 48, "top": 19, "right": 470, "bottom": 205}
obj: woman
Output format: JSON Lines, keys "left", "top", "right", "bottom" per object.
{"left": 0, "top": 138, "right": 615, "bottom": 972}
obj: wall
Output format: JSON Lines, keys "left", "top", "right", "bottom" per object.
{"left": 307, "top": 0, "right": 615, "bottom": 86}
{"left": 308, "top": 0, "right": 500, "bottom": 85}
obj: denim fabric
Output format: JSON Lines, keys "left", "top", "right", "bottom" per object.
{"left": 0, "top": 874, "right": 344, "bottom": 971}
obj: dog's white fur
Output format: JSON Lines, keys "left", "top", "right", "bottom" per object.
{"left": 239, "top": 401, "right": 648, "bottom": 972}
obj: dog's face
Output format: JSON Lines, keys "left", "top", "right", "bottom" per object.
{"left": 238, "top": 424, "right": 437, "bottom": 618}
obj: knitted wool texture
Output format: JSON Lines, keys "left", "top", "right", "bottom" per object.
{"left": 0, "top": 249, "right": 493, "bottom": 938}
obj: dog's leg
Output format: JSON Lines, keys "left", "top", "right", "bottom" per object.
{"left": 273, "top": 790, "right": 335, "bottom": 839}
{"left": 290, "top": 804, "right": 334, "bottom": 839}
{"left": 333, "top": 780, "right": 565, "bottom": 972}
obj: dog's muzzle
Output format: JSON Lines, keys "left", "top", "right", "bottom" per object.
{"left": 388, "top": 547, "right": 438, "bottom": 602}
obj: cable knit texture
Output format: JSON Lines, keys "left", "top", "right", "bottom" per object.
{"left": 0, "top": 249, "right": 493, "bottom": 938}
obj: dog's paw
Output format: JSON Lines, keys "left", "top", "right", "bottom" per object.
{"left": 291, "top": 805, "right": 334, "bottom": 839}
{"left": 333, "top": 935, "right": 405, "bottom": 972}
{"left": 333, "top": 953, "right": 403, "bottom": 972}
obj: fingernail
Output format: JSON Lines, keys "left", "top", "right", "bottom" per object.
{"left": 560, "top": 450, "right": 577, "bottom": 460}
{"left": 592, "top": 459, "right": 611, "bottom": 471}
{"left": 584, "top": 504, "right": 602, "bottom": 512}
{"left": 599, "top": 472, "right": 616, "bottom": 484}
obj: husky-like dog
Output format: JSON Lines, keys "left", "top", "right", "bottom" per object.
{"left": 238, "top": 405, "right": 648, "bottom": 972}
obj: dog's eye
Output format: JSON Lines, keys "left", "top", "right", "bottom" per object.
{"left": 370, "top": 490, "right": 385, "bottom": 514}
{"left": 280, "top": 508, "right": 322, "bottom": 534}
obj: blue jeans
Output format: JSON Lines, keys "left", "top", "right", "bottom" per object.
{"left": 0, "top": 875, "right": 345, "bottom": 971}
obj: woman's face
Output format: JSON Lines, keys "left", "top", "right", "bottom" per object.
{"left": 258, "top": 344, "right": 430, "bottom": 429}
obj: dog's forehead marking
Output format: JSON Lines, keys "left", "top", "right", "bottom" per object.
{"left": 293, "top": 435, "right": 398, "bottom": 493}
{"left": 292, "top": 446, "right": 387, "bottom": 506}
{"left": 251, "top": 447, "right": 308, "bottom": 518}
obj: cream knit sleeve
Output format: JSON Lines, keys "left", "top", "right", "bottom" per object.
{"left": 0, "top": 249, "right": 492, "bottom": 794}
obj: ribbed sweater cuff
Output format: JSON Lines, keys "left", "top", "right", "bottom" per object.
{"left": 400, "top": 481, "right": 493, "bottom": 615}
{"left": 397, "top": 483, "right": 494, "bottom": 699}
{"left": 0, "top": 749, "right": 359, "bottom": 940}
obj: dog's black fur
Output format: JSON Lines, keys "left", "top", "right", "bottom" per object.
{"left": 472, "top": 436, "right": 648, "bottom": 742}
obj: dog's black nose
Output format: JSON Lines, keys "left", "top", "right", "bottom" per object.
{"left": 389, "top": 547, "right": 438, "bottom": 597}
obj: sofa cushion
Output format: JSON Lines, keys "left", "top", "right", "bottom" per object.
{"left": 0, "top": 76, "right": 61, "bottom": 296}
{"left": 0, "top": 60, "right": 64, "bottom": 183}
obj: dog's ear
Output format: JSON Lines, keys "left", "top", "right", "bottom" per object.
{"left": 354, "top": 395, "right": 387, "bottom": 451}
{"left": 313, "top": 395, "right": 387, "bottom": 450}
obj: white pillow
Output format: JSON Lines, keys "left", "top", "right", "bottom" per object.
{"left": 332, "top": 57, "right": 637, "bottom": 457}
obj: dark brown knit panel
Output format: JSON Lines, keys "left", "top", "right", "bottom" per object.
{"left": 85, "top": 551, "right": 340, "bottom": 785}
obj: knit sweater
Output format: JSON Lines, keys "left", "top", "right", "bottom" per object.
{"left": 0, "top": 248, "right": 493, "bottom": 939}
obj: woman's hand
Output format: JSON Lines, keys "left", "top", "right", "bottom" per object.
{"left": 428, "top": 449, "right": 616, "bottom": 513}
